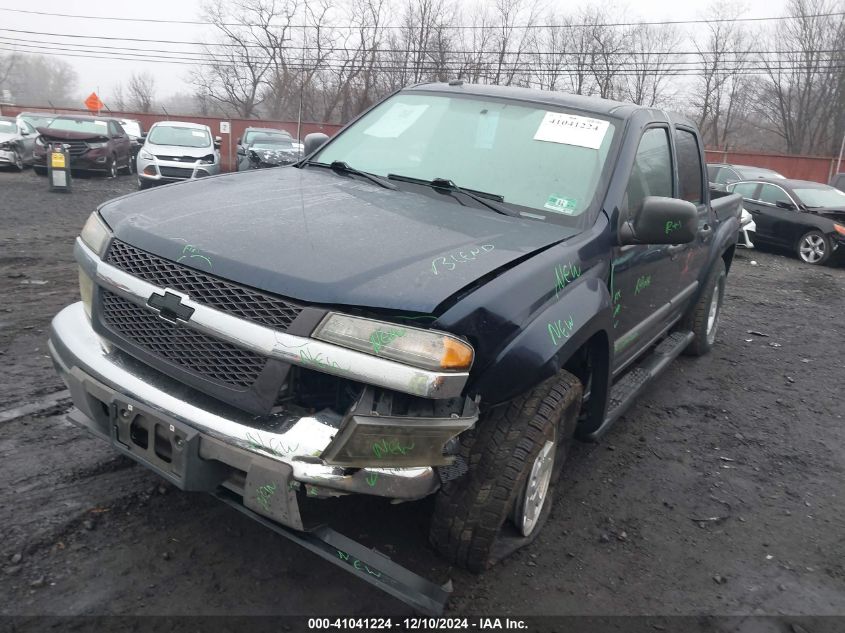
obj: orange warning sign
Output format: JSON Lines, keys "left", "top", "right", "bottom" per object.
{"left": 84, "top": 92, "right": 104, "bottom": 113}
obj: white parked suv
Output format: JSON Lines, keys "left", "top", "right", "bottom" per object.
{"left": 136, "top": 121, "right": 221, "bottom": 189}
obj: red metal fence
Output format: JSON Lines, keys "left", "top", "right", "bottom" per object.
{"left": 704, "top": 149, "right": 841, "bottom": 184}
{"left": 0, "top": 104, "right": 344, "bottom": 172}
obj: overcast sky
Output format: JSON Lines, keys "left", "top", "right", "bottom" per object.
{"left": 0, "top": 0, "right": 788, "bottom": 105}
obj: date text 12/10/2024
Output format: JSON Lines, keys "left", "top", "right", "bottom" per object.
{"left": 307, "top": 618, "right": 528, "bottom": 630}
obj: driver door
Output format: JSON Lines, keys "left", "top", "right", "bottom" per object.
{"left": 745, "top": 183, "right": 799, "bottom": 247}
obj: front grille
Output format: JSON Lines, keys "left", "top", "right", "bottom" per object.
{"left": 106, "top": 240, "right": 303, "bottom": 330}
{"left": 63, "top": 140, "right": 89, "bottom": 156}
{"left": 101, "top": 290, "right": 266, "bottom": 388}
{"left": 158, "top": 166, "right": 195, "bottom": 179}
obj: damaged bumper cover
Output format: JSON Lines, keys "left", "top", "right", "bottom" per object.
{"left": 49, "top": 303, "right": 478, "bottom": 527}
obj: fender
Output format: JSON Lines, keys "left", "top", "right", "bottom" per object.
{"left": 468, "top": 272, "right": 613, "bottom": 408}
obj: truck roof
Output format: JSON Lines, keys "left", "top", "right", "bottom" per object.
{"left": 408, "top": 82, "right": 694, "bottom": 127}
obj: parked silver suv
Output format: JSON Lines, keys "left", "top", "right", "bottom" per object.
{"left": 136, "top": 121, "right": 220, "bottom": 189}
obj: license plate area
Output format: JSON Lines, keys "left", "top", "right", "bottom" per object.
{"left": 110, "top": 397, "right": 227, "bottom": 491}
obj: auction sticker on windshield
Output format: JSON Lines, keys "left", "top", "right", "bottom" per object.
{"left": 533, "top": 112, "right": 609, "bottom": 149}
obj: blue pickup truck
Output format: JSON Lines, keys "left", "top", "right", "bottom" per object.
{"left": 49, "top": 82, "right": 742, "bottom": 576}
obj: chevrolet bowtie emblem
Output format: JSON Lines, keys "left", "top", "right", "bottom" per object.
{"left": 147, "top": 291, "right": 194, "bottom": 324}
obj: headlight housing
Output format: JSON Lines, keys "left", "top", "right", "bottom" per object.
{"left": 87, "top": 141, "right": 108, "bottom": 149}
{"left": 313, "top": 313, "right": 473, "bottom": 372}
{"left": 139, "top": 149, "right": 154, "bottom": 160}
{"left": 199, "top": 154, "right": 215, "bottom": 165}
{"left": 80, "top": 211, "right": 112, "bottom": 257}
{"left": 834, "top": 223, "right": 845, "bottom": 237}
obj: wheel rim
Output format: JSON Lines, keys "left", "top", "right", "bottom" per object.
{"left": 14, "top": 151, "right": 22, "bottom": 170}
{"left": 514, "top": 439, "right": 556, "bottom": 537}
{"left": 706, "top": 280, "right": 722, "bottom": 345}
{"left": 799, "top": 234, "right": 825, "bottom": 263}
{"left": 109, "top": 161, "right": 116, "bottom": 178}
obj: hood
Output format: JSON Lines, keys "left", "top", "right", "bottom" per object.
{"left": 815, "top": 207, "right": 845, "bottom": 222}
{"left": 249, "top": 146, "right": 297, "bottom": 165}
{"left": 0, "top": 132, "right": 20, "bottom": 144}
{"left": 98, "top": 167, "right": 574, "bottom": 313}
{"left": 146, "top": 143, "right": 213, "bottom": 159}
{"left": 37, "top": 127, "right": 108, "bottom": 142}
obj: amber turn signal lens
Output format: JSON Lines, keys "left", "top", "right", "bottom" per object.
{"left": 834, "top": 223, "right": 845, "bottom": 236}
{"left": 441, "top": 337, "right": 474, "bottom": 370}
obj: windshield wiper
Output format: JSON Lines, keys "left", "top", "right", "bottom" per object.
{"left": 303, "top": 159, "right": 396, "bottom": 190}
{"left": 386, "top": 174, "right": 518, "bottom": 217}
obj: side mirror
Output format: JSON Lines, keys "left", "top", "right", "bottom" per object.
{"left": 236, "top": 137, "right": 241, "bottom": 145}
{"left": 237, "top": 146, "right": 247, "bottom": 156}
{"left": 775, "top": 200, "right": 795, "bottom": 211}
{"left": 20, "top": 129, "right": 30, "bottom": 136}
{"left": 303, "top": 132, "right": 329, "bottom": 155}
{"left": 619, "top": 196, "right": 697, "bottom": 245}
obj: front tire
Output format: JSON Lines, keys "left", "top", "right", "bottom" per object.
{"left": 12, "top": 149, "right": 23, "bottom": 171}
{"left": 429, "top": 371, "right": 582, "bottom": 572}
{"left": 107, "top": 157, "right": 117, "bottom": 179}
{"left": 797, "top": 230, "right": 830, "bottom": 265}
{"left": 137, "top": 178, "right": 151, "bottom": 190}
{"left": 682, "top": 258, "right": 725, "bottom": 357}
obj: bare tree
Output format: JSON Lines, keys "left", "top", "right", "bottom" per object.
{"left": 127, "top": 72, "right": 156, "bottom": 113}
{"left": 620, "top": 24, "right": 682, "bottom": 107}
{"left": 110, "top": 83, "right": 127, "bottom": 111}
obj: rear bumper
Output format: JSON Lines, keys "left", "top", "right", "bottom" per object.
{"left": 49, "top": 303, "right": 471, "bottom": 511}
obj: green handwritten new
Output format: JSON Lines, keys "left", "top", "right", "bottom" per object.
{"left": 369, "top": 327, "right": 406, "bottom": 354}
{"left": 372, "top": 439, "right": 415, "bottom": 458}
{"left": 554, "top": 262, "right": 582, "bottom": 299}
{"left": 548, "top": 315, "right": 575, "bottom": 346}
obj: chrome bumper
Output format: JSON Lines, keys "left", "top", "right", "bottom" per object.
{"left": 49, "top": 302, "right": 458, "bottom": 501}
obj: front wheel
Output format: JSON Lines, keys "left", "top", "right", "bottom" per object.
{"left": 429, "top": 371, "right": 582, "bottom": 572}
{"left": 12, "top": 149, "right": 23, "bottom": 171}
{"left": 797, "top": 230, "right": 830, "bottom": 265}
{"left": 681, "top": 258, "right": 725, "bottom": 357}
{"left": 107, "top": 157, "right": 118, "bottom": 179}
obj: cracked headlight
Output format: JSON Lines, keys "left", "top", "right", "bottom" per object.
{"left": 80, "top": 211, "right": 112, "bottom": 258}
{"left": 313, "top": 313, "right": 474, "bottom": 371}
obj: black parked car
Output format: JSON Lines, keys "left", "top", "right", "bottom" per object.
{"left": 236, "top": 127, "right": 296, "bottom": 171}
{"left": 727, "top": 178, "right": 845, "bottom": 264}
{"left": 33, "top": 115, "right": 133, "bottom": 177}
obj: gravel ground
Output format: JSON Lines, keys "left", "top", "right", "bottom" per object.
{"left": 1, "top": 167, "right": 844, "bottom": 621}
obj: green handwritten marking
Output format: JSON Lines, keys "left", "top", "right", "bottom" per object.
{"left": 366, "top": 473, "right": 379, "bottom": 487}
{"left": 635, "top": 275, "right": 652, "bottom": 295}
{"left": 548, "top": 315, "right": 575, "bottom": 346}
{"left": 610, "top": 261, "right": 623, "bottom": 329}
{"left": 431, "top": 244, "right": 495, "bottom": 275}
{"left": 255, "top": 482, "right": 277, "bottom": 511}
{"left": 298, "top": 347, "right": 350, "bottom": 373}
{"left": 244, "top": 431, "right": 299, "bottom": 457}
{"left": 372, "top": 439, "right": 415, "bottom": 459}
{"left": 369, "top": 326, "right": 406, "bottom": 354}
{"left": 337, "top": 549, "right": 383, "bottom": 578}
{"left": 664, "top": 220, "right": 682, "bottom": 236}
{"left": 615, "top": 331, "right": 640, "bottom": 352}
{"left": 554, "top": 262, "right": 582, "bottom": 299}
{"left": 177, "top": 244, "right": 213, "bottom": 269}
{"left": 288, "top": 481, "right": 299, "bottom": 491}
{"left": 306, "top": 485, "right": 319, "bottom": 497}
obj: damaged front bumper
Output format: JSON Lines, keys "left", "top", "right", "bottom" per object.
{"left": 49, "top": 303, "right": 478, "bottom": 529}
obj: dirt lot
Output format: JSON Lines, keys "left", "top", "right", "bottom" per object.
{"left": 1, "top": 168, "right": 844, "bottom": 623}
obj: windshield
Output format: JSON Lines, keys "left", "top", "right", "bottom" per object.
{"left": 0, "top": 120, "right": 15, "bottom": 133}
{"left": 794, "top": 186, "right": 845, "bottom": 208}
{"left": 314, "top": 93, "right": 618, "bottom": 225}
{"left": 148, "top": 125, "right": 210, "bottom": 148}
{"left": 47, "top": 118, "right": 109, "bottom": 135}
{"left": 120, "top": 120, "right": 142, "bottom": 137}
{"left": 21, "top": 114, "right": 54, "bottom": 128}
{"left": 244, "top": 130, "right": 290, "bottom": 144}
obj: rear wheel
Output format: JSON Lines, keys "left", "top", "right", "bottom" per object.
{"left": 121, "top": 155, "right": 134, "bottom": 175}
{"left": 107, "top": 157, "right": 118, "bottom": 179}
{"left": 681, "top": 258, "right": 725, "bottom": 357}
{"left": 797, "top": 230, "right": 830, "bottom": 265}
{"left": 429, "top": 371, "right": 582, "bottom": 572}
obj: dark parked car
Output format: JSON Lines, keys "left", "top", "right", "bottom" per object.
{"left": 236, "top": 127, "right": 295, "bottom": 171}
{"left": 727, "top": 178, "right": 845, "bottom": 264}
{"left": 708, "top": 163, "right": 785, "bottom": 190}
{"left": 33, "top": 115, "right": 132, "bottom": 177}
{"left": 830, "top": 172, "right": 845, "bottom": 193}
{"left": 0, "top": 115, "right": 37, "bottom": 170}
{"left": 49, "top": 83, "right": 740, "bottom": 589}
{"left": 239, "top": 133, "right": 298, "bottom": 170}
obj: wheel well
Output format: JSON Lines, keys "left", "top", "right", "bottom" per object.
{"left": 722, "top": 244, "right": 736, "bottom": 274}
{"left": 562, "top": 330, "right": 610, "bottom": 436}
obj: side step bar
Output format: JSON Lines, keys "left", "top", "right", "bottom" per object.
{"left": 584, "top": 330, "right": 694, "bottom": 441}
{"left": 212, "top": 489, "right": 451, "bottom": 615}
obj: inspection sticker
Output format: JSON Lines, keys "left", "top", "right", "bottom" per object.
{"left": 50, "top": 152, "right": 65, "bottom": 168}
{"left": 544, "top": 195, "right": 579, "bottom": 215}
{"left": 533, "top": 112, "right": 609, "bottom": 149}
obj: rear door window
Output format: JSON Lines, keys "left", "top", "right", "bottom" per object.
{"left": 674, "top": 128, "right": 703, "bottom": 205}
